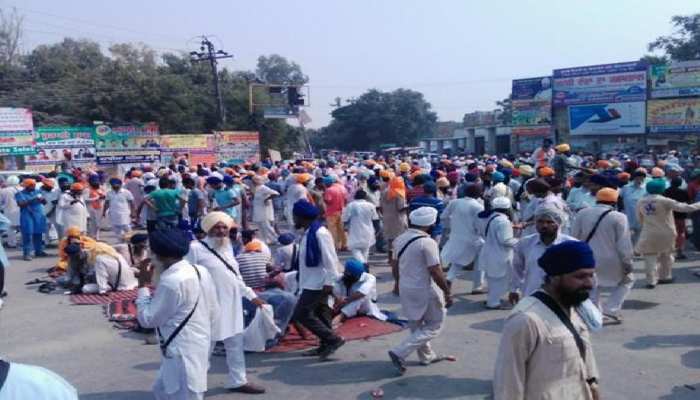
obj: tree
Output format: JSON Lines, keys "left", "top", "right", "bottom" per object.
{"left": 496, "top": 95, "right": 512, "bottom": 126}
{"left": 648, "top": 14, "right": 700, "bottom": 61}
{"left": 256, "top": 54, "right": 308, "bottom": 85}
{"left": 311, "top": 88, "right": 437, "bottom": 151}
{"left": 0, "top": 7, "right": 23, "bottom": 67}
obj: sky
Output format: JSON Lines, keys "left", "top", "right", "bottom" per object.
{"left": 10, "top": 0, "right": 700, "bottom": 128}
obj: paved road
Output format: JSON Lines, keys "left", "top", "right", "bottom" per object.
{"left": 2, "top": 237, "right": 700, "bottom": 399}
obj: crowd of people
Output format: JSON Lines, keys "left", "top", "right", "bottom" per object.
{"left": 2, "top": 139, "right": 700, "bottom": 399}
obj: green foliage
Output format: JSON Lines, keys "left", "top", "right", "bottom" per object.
{"left": 0, "top": 36, "right": 306, "bottom": 154}
{"left": 311, "top": 88, "right": 437, "bottom": 151}
{"left": 648, "top": 14, "right": 700, "bottom": 61}
{"left": 256, "top": 54, "right": 308, "bottom": 85}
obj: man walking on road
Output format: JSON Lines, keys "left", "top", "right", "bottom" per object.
{"left": 493, "top": 240, "right": 600, "bottom": 400}
{"left": 389, "top": 206, "right": 452, "bottom": 375}
{"left": 135, "top": 229, "right": 220, "bottom": 400}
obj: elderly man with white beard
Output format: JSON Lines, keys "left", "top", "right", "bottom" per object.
{"left": 186, "top": 211, "right": 267, "bottom": 395}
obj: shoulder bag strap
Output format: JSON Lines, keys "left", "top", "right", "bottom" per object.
{"left": 397, "top": 234, "right": 428, "bottom": 262}
{"left": 0, "top": 360, "right": 9, "bottom": 391}
{"left": 531, "top": 291, "right": 586, "bottom": 361}
{"left": 157, "top": 263, "right": 201, "bottom": 358}
{"left": 198, "top": 239, "right": 240, "bottom": 278}
{"left": 585, "top": 209, "right": 614, "bottom": 243}
{"left": 484, "top": 215, "right": 498, "bottom": 238}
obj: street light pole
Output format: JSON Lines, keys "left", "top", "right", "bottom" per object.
{"left": 190, "top": 36, "right": 233, "bottom": 128}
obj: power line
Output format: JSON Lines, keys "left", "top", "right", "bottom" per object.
{"left": 190, "top": 36, "right": 233, "bottom": 128}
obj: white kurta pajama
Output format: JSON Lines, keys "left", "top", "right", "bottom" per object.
{"left": 285, "top": 183, "right": 309, "bottom": 224}
{"left": 332, "top": 272, "right": 387, "bottom": 321}
{"left": 342, "top": 199, "right": 379, "bottom": 263}
{"left": 136, "top": 261, "right": 220, "bottom": 400}
{"left": 82, "top": 253, "right": 138, "bottom": 294}
{"left": 57, "top": 192, "right": 88, "bottom": 233}
{"left": 440, "top": 197, "right": 484, "bottom": 286}
{"left": 106, "top": 189, "right": 134, "bottom": 239}
{"left": 572, "top": 204, "right": 634, "bottom": 316}
{"left": 512, "top": 232, "right": 575, "bottom": 296}
{"left": 476, "top": 213, "right": 518, "bottom": 308}
{"left": 186, "top": 238, "right": 258, "bottom": 389}
{"left": 391, "top": 229, "right": 446, "bottom": 364}
{"left": 252, "top": 185, "right": 279, "bottom": 245}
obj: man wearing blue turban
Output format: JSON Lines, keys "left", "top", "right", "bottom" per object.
{"left": 290, "top": 199, "right": 345, "bottom": 360}
{"left": 494, "top": 240, "right": 600, "bottom": 400}
{"left": 331, "top": 259, "right": 386, "bottom": 327}
{"left": 135, "top": 229, "right": 220, "bottom": 400}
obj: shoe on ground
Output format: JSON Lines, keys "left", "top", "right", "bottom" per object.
{"left": 471, "top": 288, "right": 487, "bottom": 295}
{"left": 35, "top": 252, "right": 50, "bottom": 257}
{"left": 676, "top": 252, "right": 687, "bottom": 260}
{"left": 301, "top": 347, "right": 324, "bottom": 357}
{"left": 658, "top": 278, "right": 675, "bottom": 284}
{"left": 229, "top": 382, "right": 266, "bottom": 394}
{"left": 144, "top": 335, "right": 159, "bottom": 345}
{"left": 0, "top": 291, "right": 7, "bottom": 298}
{"left": 23, "top": 255, "right": 32, "bottom": 261}
{"left": 388, "top": 350, "right": 406, "bottom": 375}
{"left": 318, "top": 337, "right": 345, "bottom": 361}
{"left": 646, "top": 283, "right": 656, "bottom": 289}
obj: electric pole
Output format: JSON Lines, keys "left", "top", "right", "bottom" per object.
{"left": 190, "top": 36, "right": 233, "bottom": 128}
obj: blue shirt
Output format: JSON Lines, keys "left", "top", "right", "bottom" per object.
{"left": 212, "top": 188, "right": 237, "bottom": 218}
{"left": 409, "top": 195, "right": 446, "bottom": 236}
{"left": 15, "top": 189, "right": 47, "bottom": 234}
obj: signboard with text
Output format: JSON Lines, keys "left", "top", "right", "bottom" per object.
{"left": 650, "top": 60, "right": 700, "bottom": 98}
{"left": 216, "top": 131, "right": 261, "bottom": 164}
{"left": 553, "top": 61, "right": 647, "bottom": 106}
{"left": 0, "top": 108, "right": 35, "bottom": 156}
{"left": 569, "top": 102, "right": 645, "bottom": 135}
{"left": 25, "top": 126, "right": 96, "bottom": 172}
{"left": 160, "top": 134, "right": 217, "bottom": 166}
{"left": 647, "top": 98, "right": 700, "bottom": 133}
{"left": 93, "top": 123, "right": 160, "bottom": 164}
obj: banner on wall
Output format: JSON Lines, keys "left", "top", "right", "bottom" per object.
{"left": 93, "top": 123, "right": 160, "bottom": 164}
{"left": 25, "top": 127, "right": 96, "bottom": 172}
{"left": 512, "top": 126, "right": 551, "bottom": 137}
{"left": 216, "top": 131, "right": 260, "bottom": 164}
{"left": 160, "top": 134, "right": 217, "bottom": 166}
{"left": 647, "top": 98, "right": 700, "bottom": 133}
{"left": 553, "top": 61, "right": 647, "bottom": 106}
{"left": 0, "top": 108, "right": 35, "bottom": 156}
{"left": 569, "top": 102, "right": 645, "bottom": 135}
{"left": 650, "top": 60, "right": 700, "bottom": 99}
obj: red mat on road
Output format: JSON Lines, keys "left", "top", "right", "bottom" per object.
{"left": 267, "top": 316, "right": 403, "bottom": 353}
{"left": 70, "top": 289, "right": 139, "bottom": 305}
{"left": 105, "top": 299, "right": 139, "bottom": 330}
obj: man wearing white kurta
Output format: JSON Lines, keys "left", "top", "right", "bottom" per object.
{"left": 572, "top": 188, "right": 634, "bottom": 321}
{"left": 136, "top": 229, "right": 220, "bottom": 400}
{"left": 186, "top": 211, "right": 266, "bottom": 394}
{"left": 342, "top": 190, "right": 379, "bottom": 264}
{"left": 57, "top": 184, "right": 88, "bottom": 235}
{"left": 82, "top": 252, "right": 138, "bottom": 294}
{"left": 332, "top": 259, "right": 386, "bottom": 322}
{"left": 291, "top": 199, "right": 345, "bottom": 360}
{"left": 104, "top": 178, "right": 134, "bottom": 241}
{"left": 510, "top": 206, "right": 574, "bottom": 304}
{"left": 389, "top": 207, "right": 452, "bottom": 375}
{"left": 251, "top": 176, "right": 279, "bottom": 245}
{"left": 0, "top": 176, "right": 20, "bottom": 248}
{"left": 441, "top": 184, "right": 484, "bottom": 292}
{"left": 477, "top": 197, "right": 518, "bottom": 309}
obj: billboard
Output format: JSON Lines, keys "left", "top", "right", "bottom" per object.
{"left": 650, "top": 60, "right": 700, "bottom": 99}
{"left": 216, "top": 131, "right": 260, "bottom": 164}
{"left": 93, "top": 123, "right": 160, "bottom": 164}
{"left": 569, "top": 102, "right": 645, "bottom": 135}
{"left": 0, "top": 108, "right": 35, "bottom": 156}
{"left": 160, "top": 134, "right": 217, "bottom": 166}
{"left": 553, "top": 61, "right": 647, "bottom": 106}
{"left": 512, "top": 126, "right": 551, "bottom": 137}
{"left": 25, "top": 127, "right": 96, "bottom": 172}
{"left": 647, "top": 98, "right": 700, "bottom": 133}
{"left": 512, "top": 77, "right": 552, "bottom": 126}
{"left": 463, "top": 111, "right": 501, "bottom": 127}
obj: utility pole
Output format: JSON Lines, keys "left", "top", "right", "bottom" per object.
{"left": 190, "top": 36, "right": 233, "bottom": 128}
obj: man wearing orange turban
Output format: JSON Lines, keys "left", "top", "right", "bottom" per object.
{"left": 15, "top": 178, "right": 48, "bottom": 260}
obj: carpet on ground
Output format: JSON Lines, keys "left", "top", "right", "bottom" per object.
{"left": 70, "top": 289, "right": 139, "bottom": 305}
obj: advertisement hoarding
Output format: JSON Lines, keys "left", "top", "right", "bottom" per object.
{"left": 647, "top": 98, "right": 700, "bottom": 133}
{"left": 650, "top": 60, "right": 700, "bottom": 98}
{"left": 93, "top": 123, "right": 160, "bottom": 164}
{"left": 25, "top": 127, "right": 96, "bottom": 172}
{"left": 0, "top": 108, "right": 35, "bottom": 156}
{"left": 569, "top": 102, "right": 645, "bottom": 135}
{"left": 216, "top": 131, "right": 260, "bottom": 164}
{"left": 553, "top": 61, "right": 647, "bottom": 106}
{"left": 160, "top": 134, "right": 217, "bottom": 166}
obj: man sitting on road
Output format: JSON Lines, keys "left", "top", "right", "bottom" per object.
{"left": 331, "top": 258, "right": 386, "bottom": 327}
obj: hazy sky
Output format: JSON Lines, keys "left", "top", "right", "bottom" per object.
{"left": 13, "top": 0, "right": 700, "bottom": 128}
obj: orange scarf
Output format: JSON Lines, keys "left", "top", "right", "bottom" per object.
{"left": 387, "top": 176, "right": 406, "bottom": 200}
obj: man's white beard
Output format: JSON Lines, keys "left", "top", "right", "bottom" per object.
{"left": 208, "top": 235, "right": 231, "bottom": 249}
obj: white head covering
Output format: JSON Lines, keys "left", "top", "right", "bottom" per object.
{"left": 143, "top": 172, "right": 156, "bottom": 180}
{"left": 490, "top": 182, "right": 508, "bottom": 198}
{"left": 491, "top": 197, "right": 511, "bottom": 210}
{"left": 409, "top": 207, "right": 438, "bottom": 227}
{"left": 6, "top": 175, "right": 19, "bottom": 186}
{"left": 201, "top": 211, "right": 235, "bottom": 233}
{"left": 534, "top": 205, "right": 563, "bottom": 225}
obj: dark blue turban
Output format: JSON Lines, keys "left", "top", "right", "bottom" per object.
{"left": 149, "top": 229, "right": 191, "bottom": 258}
{"left": 538, "top": 240, "right": 595, "bottom": 276}
{"left": 293, "top": 199, "right": 319, "bottom": 219}
{"left": 223, "top": 175, "right": 234, "bottom": 185}
{"left": 278, "top": 232, "right": 296, "bottom": 246}
{"left": 206, "top": 176, "right": 222, "bottom": 186}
